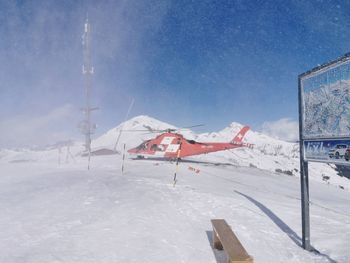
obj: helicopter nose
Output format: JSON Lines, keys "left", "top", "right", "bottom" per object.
{"left": 128, "top": 148, "right": 137, "bottom": 153}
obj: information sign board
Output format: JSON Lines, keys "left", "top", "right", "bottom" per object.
{"left": 300, "top": 53, "right": 350, "bottom": 165}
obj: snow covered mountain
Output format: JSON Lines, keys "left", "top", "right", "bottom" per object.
{"left": 92, "top": 115, "right": 348, "bottom": 190}
{"left": 1, "top": 115, "right": 349, "bottom": 190}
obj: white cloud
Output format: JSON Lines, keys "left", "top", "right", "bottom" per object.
{"left": 0, "top": 104, "right": 79, "bottom": 148}
{"left": 261, "top": 118, "right": 299, "bottom": 142}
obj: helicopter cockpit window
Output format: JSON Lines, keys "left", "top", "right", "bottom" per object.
{"left": 136, "top": 142, "right": 148, "bottom": 150}
{"left": 151, "top": 144, "right": 165, "bottom": 151}
{"left": 186, "top": 139, "right": 196, "bottom": 144}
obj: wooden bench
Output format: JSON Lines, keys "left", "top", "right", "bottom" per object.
{"left": 211, "top": 219, "right": 254, "bottom": 263}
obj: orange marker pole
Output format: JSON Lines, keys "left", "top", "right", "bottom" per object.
{"left": 173, "top": 143, "right": 182, "bottom": 187}
{"left": 121, "top": 144, "right": 126, "bottom": 174}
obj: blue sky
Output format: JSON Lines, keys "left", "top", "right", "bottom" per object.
{"left": 1, "top": 0, "right": 350, "bottom": 147}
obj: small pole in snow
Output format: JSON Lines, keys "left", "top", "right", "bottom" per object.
{"left": 67, "top": 146, "right": 76, "bottom": 163}
{"left": 65, "top": 146, "right": 69, "bottom": 163}
{"left": 88, "top": 149, "right": 91, "bottom": 170}
{"left": 173, "top": 142, "right": 182, "bottom": 187}
{"left": 121, "top": 143, "right": 126, "bottom": 174}
{"left": 58, "top": 147, "right": 62, "bottom": 166}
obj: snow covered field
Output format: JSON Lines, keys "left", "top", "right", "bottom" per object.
{"left": 1, "top": 153, "right": 350, "bottom": 263}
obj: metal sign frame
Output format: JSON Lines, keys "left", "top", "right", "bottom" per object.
{"left": 298, "top": 52, "right": 350, "bottom": 251}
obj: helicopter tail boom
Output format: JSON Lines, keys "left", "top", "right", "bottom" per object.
{"left": 231, "top": 126, "right": 250, "bottom": 144}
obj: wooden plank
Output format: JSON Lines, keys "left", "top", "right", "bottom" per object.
{"left": 213, "top": 226, "right": 223, "bottom": 250}
{"left": 211, "top": 219, "right": 254, "bottom": 263}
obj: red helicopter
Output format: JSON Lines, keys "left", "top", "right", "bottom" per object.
{"left": 127, "top": 126, "right": 252, "bottom": 159}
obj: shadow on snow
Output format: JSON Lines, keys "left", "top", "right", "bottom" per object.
{"left": 235, "top": 191, "right": 337, "bottom": 263}
{"left": 130, "top": 156, "right": 235, "bottom": 167}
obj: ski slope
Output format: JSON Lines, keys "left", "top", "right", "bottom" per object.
{"left": 1, "top": 154, "right": 350, "bottom": 263}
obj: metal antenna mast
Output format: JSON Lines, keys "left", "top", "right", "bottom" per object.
{"left": 80, "top": 17, "right": 98, "bottom": 154}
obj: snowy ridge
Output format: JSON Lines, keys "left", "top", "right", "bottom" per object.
{"left": 91, "top": 115, "right": 349, "bottom": 190}
{"left": 1, "top": 115, "right": 349, "bottom": 190}
{"left": 92, "top": 115, "right": 177, "bottom": 150}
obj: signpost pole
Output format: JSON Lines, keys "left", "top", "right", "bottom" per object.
{"left": 300, "top": 160, "right": 311, "bottom": 250}
{"left": 298, "top": 76, "right": 311, "bottom": 251}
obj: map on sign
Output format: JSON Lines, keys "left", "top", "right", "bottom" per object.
{"left": 301, "top": 59, "right": 350, "bottom": 139}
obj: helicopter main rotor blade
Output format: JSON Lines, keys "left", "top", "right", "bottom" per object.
{"left": 179, "top": 124, "right": 205, "bottom": 129}
{"left": 122, "top": 130, "right": 150, "bottom": 132}
{"left": 122, "top": 129, "right": 174, "bottom": 134}
{"left": 122, "top": 124, "right": 204, "bottom": 133}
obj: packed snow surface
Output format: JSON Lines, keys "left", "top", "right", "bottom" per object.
{"left": 1, "top": 115, "right": 350, "bottom": 262}
{"left": 1, "top": 155, "right": 350, "bottom": 262}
